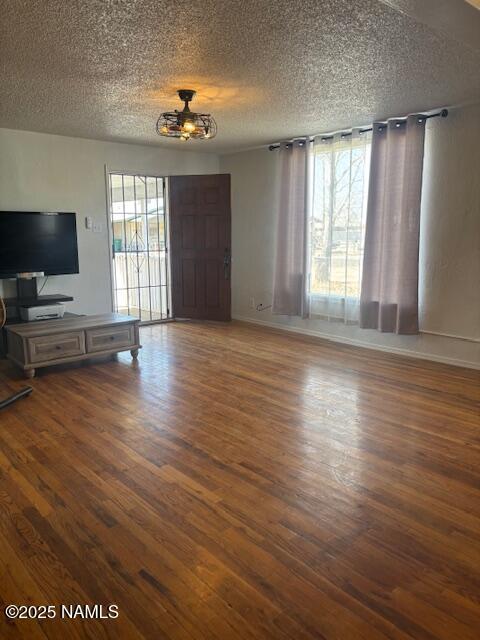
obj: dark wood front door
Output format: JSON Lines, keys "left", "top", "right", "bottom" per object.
{"left": 169, "top": 174, "right": 231, "bottom": 321}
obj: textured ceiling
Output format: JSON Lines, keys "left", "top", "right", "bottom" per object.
{"left": 0, "top": 0, "right": 479, "bottom": 153}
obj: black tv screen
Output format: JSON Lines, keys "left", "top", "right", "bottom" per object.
{"left": 0, "top": 211, "right": 79, "bottom": 278}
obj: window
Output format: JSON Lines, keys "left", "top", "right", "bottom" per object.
{"left": 308, "top": 132, "right": 371, "bottom": 321}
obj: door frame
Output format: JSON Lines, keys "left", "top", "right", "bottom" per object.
{"left": 104, "top": 165, "right": 174, "bottom": 325}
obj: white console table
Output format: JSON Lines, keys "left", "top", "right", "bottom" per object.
{"left": 5, "top": 313, "right": 141, "bottom": 378}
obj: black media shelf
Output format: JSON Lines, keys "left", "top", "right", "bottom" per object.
{"left": 4, "top": 294, "right": 74, "bottom": 309}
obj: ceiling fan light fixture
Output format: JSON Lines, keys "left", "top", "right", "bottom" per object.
{"left": 156, "top": 89, "right": 217, "bottom": 141}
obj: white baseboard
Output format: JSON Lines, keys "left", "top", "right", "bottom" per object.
{"left": 232, "top": 314, "right": 480, "bottom": 370}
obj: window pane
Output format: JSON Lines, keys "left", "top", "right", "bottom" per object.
{"left": 310, "top": 138, "right": 370, "bottom": 307}
{"left": 128, "top": 288, "right": 140, "bottom": 320}
{"left": 150, "top": 286, "right": 165, "bottom": 320}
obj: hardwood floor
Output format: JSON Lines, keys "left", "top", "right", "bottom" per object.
{"left": 0, "top": 320, "right": 479, "bottom": 639}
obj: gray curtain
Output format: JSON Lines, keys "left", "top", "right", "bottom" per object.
{"left": 272, "top": 139, "right": 310, "bottom": 316}
{"left": 360, "top": 115, "right": 426, "bottom": 334}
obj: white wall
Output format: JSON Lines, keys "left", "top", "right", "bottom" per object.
{"left": 0, "top": 128, "right": 219, "bottom": 314}
{"left": 221, "top": 103, "right": 480, "bottom": 368}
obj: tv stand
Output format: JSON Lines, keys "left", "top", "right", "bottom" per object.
{"left": 4, "top": 313, "right": 141, "bottom": 378}
{"left": 4, "top": 293, "right": 74, "bottom": 308}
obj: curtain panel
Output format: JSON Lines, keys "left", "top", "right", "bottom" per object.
{"left": 360, "top": 115, "right": 426, "bottom": 334}
{"left": 272, "top": 139, "right": 311, "bottom": 316}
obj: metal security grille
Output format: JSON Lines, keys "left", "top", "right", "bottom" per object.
{"left": 108, "top": 173, "right": 171, "bottom": 322}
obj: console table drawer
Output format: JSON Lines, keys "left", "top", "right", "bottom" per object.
{"left": 28, "top": 331, "right": 86, "bottom": 363}
{"left": 86, "top": 325, "right": 135, "bottom": 353}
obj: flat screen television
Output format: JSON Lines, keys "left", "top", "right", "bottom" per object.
{"left": 0, "top": 211, "right": 79, "bottom": 278}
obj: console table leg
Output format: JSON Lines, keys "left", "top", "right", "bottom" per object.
{"left": 25, "top": 368, "right": 35, "bottom": 379}
{"left": 131, "top": 348, "right": 139, "bottom": 359}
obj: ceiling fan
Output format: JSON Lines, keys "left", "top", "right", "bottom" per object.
{"left": 156, "top": 90, "right": 217, "bottom": 141}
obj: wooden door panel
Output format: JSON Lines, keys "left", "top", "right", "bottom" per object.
{"left": 205, "top": 260, "right": 220, "bottom": 308}
{"left": 181, "top": 216, "right": 195, "bottom": 249}
{"left": 195, "top": 216, "right": 206, "bottom": 250}
{"left": 170, "top": 174, "right": 231, "bottom": 321}
{"left": 181, "top": 259, "right": 197, "bottom": 308}
{"left": 205, "top": 215, "right": 220, "bottom": 249}
{"left": 180, "top": 187, "right": 196, "bottom": 206}
{"left": 204, "top": 187, "right": 220, "bottom": 205}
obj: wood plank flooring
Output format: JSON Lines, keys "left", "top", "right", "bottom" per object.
{"left": 0, "top": 320, "right": 479, "bottom": 639}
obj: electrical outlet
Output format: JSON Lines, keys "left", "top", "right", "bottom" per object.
{"left": 250, "top": 297, "right": 255, "bottom": 309}
{"left": 93, "top": 221, "right": 103, "bottom": 233}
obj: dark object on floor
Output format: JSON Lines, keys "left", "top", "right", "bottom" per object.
{"left": 0, "top": 386, "right": 33, "bottom": 410}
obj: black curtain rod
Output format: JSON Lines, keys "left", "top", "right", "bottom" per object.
{"left": 268, "top": 108, "right": 448, "bottom": 150}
